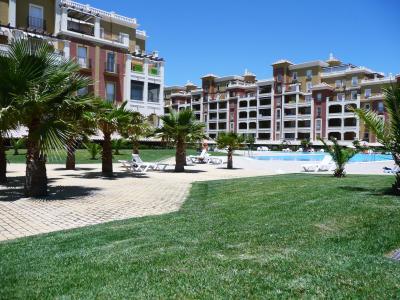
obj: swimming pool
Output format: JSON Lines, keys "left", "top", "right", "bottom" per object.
{"left": 252, "top": 152, "right": 392, "bottom": 162}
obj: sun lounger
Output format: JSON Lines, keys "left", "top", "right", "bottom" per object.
{"left": 132, "top": 154, "right": 169, "bottom": 171}
{"left": 383, "top": 165, "right": 400, "bottom": 174}
{"left": 302, "top": 156, "right": 334, "bottom": 172}
{"left": 118, "top": 160, "right": 147, "bottom": 174}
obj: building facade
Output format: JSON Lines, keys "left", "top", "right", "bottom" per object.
{"left": 165, "top": 56, "right": 399, "bottom": 145}
{"left": 0, "top": 0, "right": 164, "bottom": 121}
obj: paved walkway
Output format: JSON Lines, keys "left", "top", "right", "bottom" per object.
{"left": 0, "top": 157, "right": 393, "bottom": 241}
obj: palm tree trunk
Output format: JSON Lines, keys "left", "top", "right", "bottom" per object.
{"left": 175, "top": 138, "right": 186, "bottom": 172}
{"left": 227, "top": 148, "right": 233, "bottom": 169}
{"left": 132, "top": 139, "right": 139, "bottom": 154}
{"left": 65, "top": 138, "right": 76, "bottom": 170}
{"left": 0, "top": 135, "right": 7, "bottom": 184}
{"left": 102, "top": 132, "right": 113, "bottom": 176}
{"left": 24, "top": 124, "right": 47, "bottom": 197}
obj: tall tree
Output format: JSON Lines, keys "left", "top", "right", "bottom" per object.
{"left": 352, "top": 84, "right": 400, "bottom": 194}
{"left": 216, "top": 132, "right": 244, "bottom": 169}
{"left": 155, "top": 109, "right": 205, "bottom": 172}
{"left": 84, "top": 101, "right": 131, "bottom": 176}
{"left": 10, "top": 39, "right": 92, "bottom": 196}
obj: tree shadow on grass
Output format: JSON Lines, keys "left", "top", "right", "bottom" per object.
{"left": 0, "top": 176, "right": 101, "bottom": 202}
{"left": 339, "top": 185, "right": 394, "bottom": 196}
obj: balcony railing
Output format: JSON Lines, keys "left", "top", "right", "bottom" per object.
{"left": 27, "top": 16, "right": 46, "bottom": 31}
{"left": 105, "top": 62, "right": 119, "bottom": 74}
{"left": 67, "top": 21, "right": 94, "bottom": 36}
{"left": 77, "top": 57, "right": 91, "bottom": 69}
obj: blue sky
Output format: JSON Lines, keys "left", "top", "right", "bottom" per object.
{"left": 84, "top": 0, "right": 400, "bottom": 86}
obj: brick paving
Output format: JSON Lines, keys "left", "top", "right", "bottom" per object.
{"left": 0, "top": 157, "right": 392, "bottom": 241}
{"left": 0, "top": 159, "right": 274, "bottom": 241}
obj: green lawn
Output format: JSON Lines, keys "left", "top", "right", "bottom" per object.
{"left": 6, "top": 149, "right": 201, "bottom": 164}
{"left": 1, "top": 175, "right": 400, "bottom": 298}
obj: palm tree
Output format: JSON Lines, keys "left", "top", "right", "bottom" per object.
{"left": 352, "top": 84, "right": 400, "bottom": 194}
{"left": 121, "top": 112, "right": 152, "bottom": 154}
{"left": 62, "top": 97, "right": 98, "bottom": 170}
{"left": 319, "top": 137, "right": 356, "bottom": 177}
{"left": 0, "top": 39, "right": 52, "bottom": 183}
{"left": 155, "top": 109, "right": 205, "bottom": 172}
{"left": 84, "top": 101, "right": 131, "bottom": 176}
{"left": 10, "top": 39, "right": 92, "bottom": 197}
{"left": 216, "top": 132, "right": 244, "bottom": 169}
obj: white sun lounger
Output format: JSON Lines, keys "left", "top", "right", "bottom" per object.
{"left": 118, "top": 160, "right": 147, "bottom": 174}
{"left": 132, "top": 154, "right": 169, "bottom": 171}
{"left": 189, "top": 150, "right": 224, "bottom": 165}
{"left": 302, "top": 156, "right": 334, "bottom": 172}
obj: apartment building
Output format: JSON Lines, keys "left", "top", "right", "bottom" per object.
{"left": 0, "top": 0, "right": 164, "bottom": 121}
{"left": 165, "top": 55, "right": 399, "bottom": 145}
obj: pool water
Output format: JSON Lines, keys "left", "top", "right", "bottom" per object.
{"left": 252, "top": 152, "right": 392, "bottom": 162}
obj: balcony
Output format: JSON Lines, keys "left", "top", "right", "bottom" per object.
{"left": 149, "top": 67, "right": 159, "bottom": 76}
{"left": 104, "top": 62, "right": 119, "bottom": 74}
{"left": 77, "top": 57, "right": 91, "bottom": 70}
{"left": 284, "top": 84, "right": 300, "bottom": 94}
{"left": 132, "top": 64, "right": 144, "bottom": 73}
{"left": 60, "top": 1, "right": 131, "bottom": 49}
{"left": 27, "top": 16, "right": 46, "bottom": 31}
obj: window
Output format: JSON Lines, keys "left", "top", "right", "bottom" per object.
{"left": 277, "top": 85, "right": 282, "bottom": 93}
{"left": 148, "top": 83, "right": 160, "bottom": 102}
{"left": 337, "top": 93, "right": 344, "bottom": 101}
{"left": 317, "top": 93, "right": 322, "bottom": 101}
{"left": 77, "top": 46, "right": 87, "bottom": 68}
{"left": 365, "top": 89, "right": 371, "bottom": 98}
{"left": 292, "top": 72, "right": 297, "bottom": 81}
{"left": 306, "top": 70, "right": 312, "bottom": 79}
{"left": 276, "top": 122, "right": 281, "bottom": 131}
{"left": 277, "top": 74, "right": 283, "bottom": 82}
{"left": 106, "top": 82, "right": 116, "bottom": 102}
{"left": 29, "top": 4, "right": 44, "bottom": 29}
{"left": 305, "top": 95, "right": 312, "bottom": 103}
{"left": 351, "top": 90, "right": 358, "bottom": 100}
{"left": 335, "top": 80, "right": 342, "bottom": 88}
{"left": 276, "top": 109, "right": 281, "bottom": 119}
{"left": 316, "top": 106, "right": 322, "bottom": 117}
{"left": 364, "top": 103, "right": 370, "bottom": 110}
{"left": 378, "top": 102, "right": 384, "bottom": 113}
{"left": 352, "top": 76, "right": 358, "bottom": 86}
{"left": 306, "top": 82, "right": 312, "bottom": 92}
{"left": 131, "top": 80, "right": 144, "bottom": 101}
{"left": 106, "top": 52, "right": 115, "bottom": 72}
{"left": 316, "top": 119, "right": 322, "bottom": 131}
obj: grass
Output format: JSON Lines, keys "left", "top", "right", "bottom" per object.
{"left": 1, "top": 175, "right": 400, "bottom": 298}
{"left": 5, "top": 149, "right": 204, "bottom": 164}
